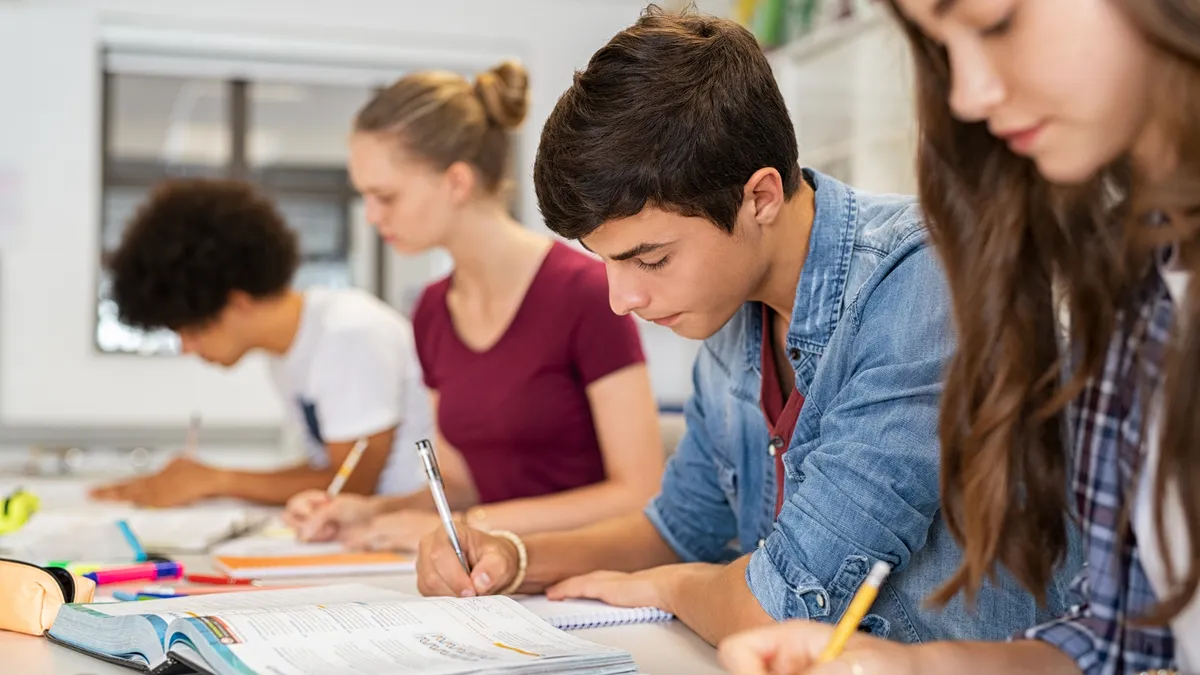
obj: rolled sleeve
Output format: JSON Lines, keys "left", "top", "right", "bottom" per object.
{"left": 1021, "top": 575, "right": 1176, "bottom": 674}
{"left": 746, "top": 535, "right": 834, "bottom": 622}
{"left": 1024, "top": 610, "right": 1102, "bottom": 675}
{"left": 645, "top": 350, "right": 740, "bottom": 564}
{"left": 746, "top": 245, "right": 952, "bottom": 626}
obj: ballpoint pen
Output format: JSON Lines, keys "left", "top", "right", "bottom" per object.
{"left": 415, "top": 439, "right": 470, "bottom": 574}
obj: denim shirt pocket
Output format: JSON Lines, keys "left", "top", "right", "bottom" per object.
{"left": 826, "top": 555, "right": 892, "bottom": 640}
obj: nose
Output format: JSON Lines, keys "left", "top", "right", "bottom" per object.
{"left": 947, "top": 42, "right": 1005, "bottom": 123}
{"left": 363, "top": 198, "right": 384, "bottom": 229}
{"left": 607, "top": 265, "right": 650, "bottom": 316}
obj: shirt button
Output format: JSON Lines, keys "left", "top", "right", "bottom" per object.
{"left": 757, "top": 538, "right": 766, "bottom": 549}
{"left": 816, "top": 594, "right": 826, "bottom": 608}
{"left": 768, "top": 437, "right": 783, "bottom": 457}
{"left": 788, "top": 348, "right": 801, "bottom": 361}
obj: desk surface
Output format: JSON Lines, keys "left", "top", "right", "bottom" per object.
{"left": 0, "top": 552, "right": 724, "bottom": 675}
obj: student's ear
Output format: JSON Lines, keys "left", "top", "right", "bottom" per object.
{"left": 225, "top": 290, "right": 256, "bottom": 315}
{"left": 444, "top": 161, "right": 478, "bottom": 206}
{"left": 742, "top": 167, "right": 786, "bottom": 228}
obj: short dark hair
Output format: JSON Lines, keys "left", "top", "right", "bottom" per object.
{"left": 107, "top": 178, "right": 299, "bottom": 331}
{"left": 534, "top": 5, "right": 801, "bottom": 239}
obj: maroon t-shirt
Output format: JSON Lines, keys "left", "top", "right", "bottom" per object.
{"left": 760, "top": 305, "right": 805, "bottom": 518}
{"left": 412, "top": 241, "right": 646, "bottom": 504}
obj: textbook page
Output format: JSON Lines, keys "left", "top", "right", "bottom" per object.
{"left": 174, "top": 595, "right": 634, "bottom": 675}
{"left": 84, "top": 584, "right": 409, "bottom": 622}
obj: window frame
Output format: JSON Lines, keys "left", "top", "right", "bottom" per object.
{"left": 95, "top": 62, "right": 363, "bottom": 355}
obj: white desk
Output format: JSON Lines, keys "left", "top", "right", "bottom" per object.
{"left": 0, "top": 554, "right": 724, "bottom": 674}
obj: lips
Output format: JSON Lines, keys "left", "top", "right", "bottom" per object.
{"left": 993, "top": 123, "right": 1045, "bottom": 154}
{"left": 645, "top": 313, "right": 682, "bottom": 327}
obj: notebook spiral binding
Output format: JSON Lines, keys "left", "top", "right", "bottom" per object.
{"left": 553, "top": 606, "right": 673, "bottom": 631}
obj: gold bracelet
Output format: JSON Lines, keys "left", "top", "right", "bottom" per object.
{"left": 489, "top": 530, "right": 527, "bottom": 595}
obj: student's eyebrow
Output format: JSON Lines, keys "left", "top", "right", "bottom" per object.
{"left": 609, "top": 242, "right": 668, "bottom": 262}
{"left": 933, "top": 0, "right": 957, "bottom": 16}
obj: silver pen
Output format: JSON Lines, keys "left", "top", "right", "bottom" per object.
{"left": 415, "top": 439, "right": 470, "bottom": 574}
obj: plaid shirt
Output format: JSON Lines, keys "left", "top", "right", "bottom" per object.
{"left": 1024, "top": 265, "right": 1178, "bottom": 674}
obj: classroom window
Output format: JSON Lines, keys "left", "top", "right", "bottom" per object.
{"left": 95, "top": 71, "right": 373, "bottom": 355}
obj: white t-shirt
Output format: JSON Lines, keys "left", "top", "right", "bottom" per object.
{"left": 1133, "top": 258, "right": 1195, "bottom": 670}
{"left": 268, "top": 287, "right": 430, "bottom": 495}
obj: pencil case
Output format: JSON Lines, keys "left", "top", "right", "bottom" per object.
{"left": 0, "top": 558, "right": 95, "bottom": 635}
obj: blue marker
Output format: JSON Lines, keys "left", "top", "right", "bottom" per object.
{"left": 115, "top": 520, "right": 147, "bottom": 562}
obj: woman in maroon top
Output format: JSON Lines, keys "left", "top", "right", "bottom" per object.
{"left": 285, "top": 61, "right": 665, "bottom": 550}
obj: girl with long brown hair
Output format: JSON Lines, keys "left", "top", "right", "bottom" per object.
{"left": 717, "top": 0, "right": 1199, "bottom": 673}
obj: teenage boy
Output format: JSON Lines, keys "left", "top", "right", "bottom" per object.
{"left": 91, "top": 178, "right": 430, "bottom": 507}
{"left": 415, "top": 8, "right": 1078, "bottom": 646}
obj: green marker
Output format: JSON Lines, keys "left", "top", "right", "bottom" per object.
{"left": 45, "top": 562, "right": 116, "bottom": 575}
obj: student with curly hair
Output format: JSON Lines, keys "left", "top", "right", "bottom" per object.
{"left": 90, "top": 179, "right": 431, "bottom": 507}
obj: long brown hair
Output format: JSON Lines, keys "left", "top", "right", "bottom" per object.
{"left": 889, "top": 0, "right": 1200, "bottom": 622}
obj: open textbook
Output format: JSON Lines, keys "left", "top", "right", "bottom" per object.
{"left": 48, "top": 584, "right": 641, "bottom": 675}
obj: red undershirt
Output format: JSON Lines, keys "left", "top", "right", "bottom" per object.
{"left": 760, "top": 305, "right": 806, "bottom": 517}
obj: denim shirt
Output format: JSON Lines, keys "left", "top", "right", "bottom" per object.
{"left": 646, "top": 169, "right": 1079, "bottom": 643}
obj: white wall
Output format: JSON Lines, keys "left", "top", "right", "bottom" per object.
{"left": 0, "top": 0, "right": 659, "bottom": 429}
{"left": 767, "top": 13, "right": 917, "bottom": 196}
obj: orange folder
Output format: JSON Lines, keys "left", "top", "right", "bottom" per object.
{"left": 214, "top": 552, "right": 414, "bottom": 579}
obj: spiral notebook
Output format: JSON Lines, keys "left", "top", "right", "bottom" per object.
{"left": 518, "top": 597, "right": 674, "bottom": 630}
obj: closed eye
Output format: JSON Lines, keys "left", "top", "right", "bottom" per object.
{"left": 635, "top": 255, "right": 670, "bottom": 271}
{"left": 980, "top": 9, "right": 1015, "bottom": 37}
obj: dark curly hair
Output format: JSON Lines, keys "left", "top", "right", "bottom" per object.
{"left": 107, "top": 178, "right": 299, "bottom": 331}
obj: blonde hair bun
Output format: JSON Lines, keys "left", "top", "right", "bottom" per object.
{"left": 474, "top": 60, "right": 529, "bottom": 130}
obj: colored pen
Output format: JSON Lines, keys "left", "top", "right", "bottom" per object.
{"left": 143, "top": 584, "right": 275, "bottom": 595}
{"left": 415, "top": 439, "right": 470, "bottom": 574}
{"left": 816, "top": 561, "right": 892, "bottom": 664}
{"left": 84, "top": 561, "right": 184, "bottom": 586}
{"left": 116, "top": 519, "right": 148, "bottom": 562}
{"left": 47, "top": 562, "right": 120, "bottom": 575}
{"left": 185, "top": 574, "right": 257, "bottom": 586}
{"left": 114, "top": 590, "right": 186, "bottom": 600}
{"left": 327, "top": 438, "right": 369, "bottom": 498}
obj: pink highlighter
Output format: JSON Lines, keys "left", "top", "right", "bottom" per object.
{"left": 83, "top": 561, "right": 184, "bottom": 586}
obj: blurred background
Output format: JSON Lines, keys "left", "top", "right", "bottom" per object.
{"left": 0, "top": 0, "right": 915, "bottom": 467}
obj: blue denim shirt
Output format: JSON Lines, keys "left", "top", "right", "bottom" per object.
{"left": 646, "top": 169, "right": 1079, "bottom": 642}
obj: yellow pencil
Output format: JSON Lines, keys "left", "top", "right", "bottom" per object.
{"left": 817, "top": 561, "right": 892, "bottom": 664}
{"left": 326, "top": 438, "right": 369, "bottom": 498}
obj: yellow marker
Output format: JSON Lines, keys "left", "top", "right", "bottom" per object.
{"left": 326, "top": 438, "right": 369, "bottom": 498}
{"left": 0, "top": 490, "right": 39, "bottom": 535}
{"left": 493, "top": 642, "right": 540, "bottom": 657}
{"left": 817, "top": 561, "right": 892, "bottom": 664}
